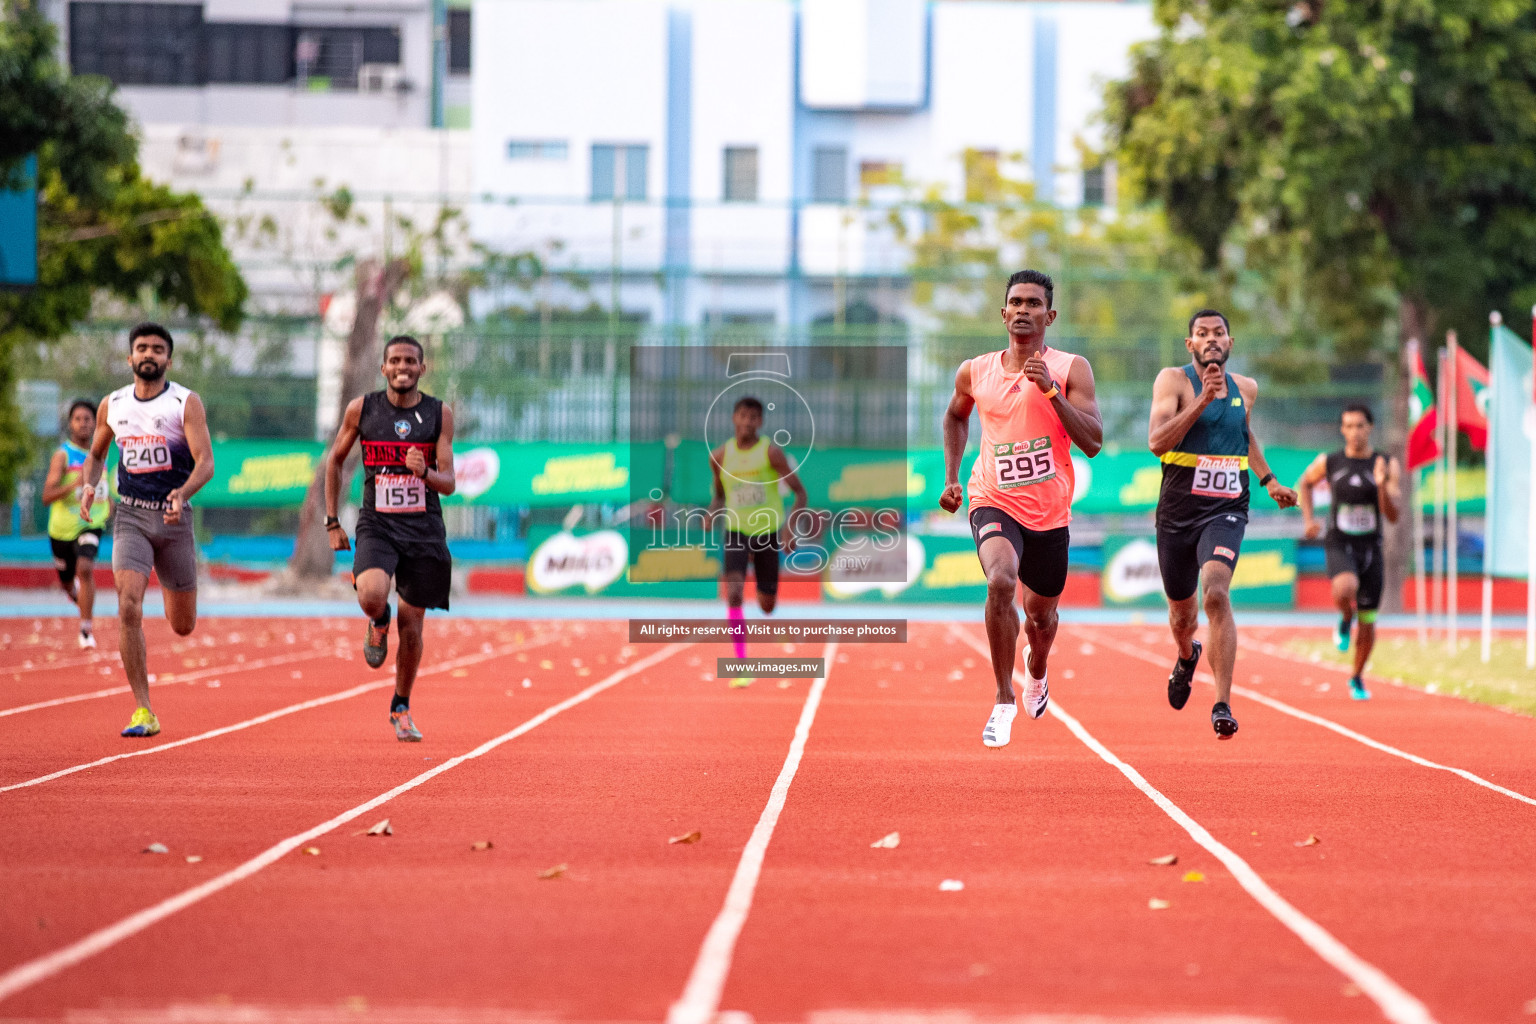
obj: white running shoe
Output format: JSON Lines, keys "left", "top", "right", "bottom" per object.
{"left": 983, "top": 703, "right": 1018, "bottom": 747}
{"left": 1021, "top": 644, "right": 1049, "bottom": 719}
{"left": 78, "top": 630, "right": 96, "bottom": 650}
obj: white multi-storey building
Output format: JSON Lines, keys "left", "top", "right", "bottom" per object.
{"left": 470, "top": 0, "right": 1156, "bottom": 328}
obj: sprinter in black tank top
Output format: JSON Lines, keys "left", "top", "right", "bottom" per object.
{"left": 1298, "top": 403, "right": 1402, "bottom": 700}
{"left": 324, "top": 335, "right": 458, "bottom": 742}
{"left": 1148, "top": 309, "right": 1298, "bottom": 739}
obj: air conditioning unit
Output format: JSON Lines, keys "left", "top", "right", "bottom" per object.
{"left": 359, "top": 63, "right": 401, "bottom": 93}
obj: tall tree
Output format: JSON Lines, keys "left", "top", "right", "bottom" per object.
{"left": 1105, "top": 0, "right": 1536, "bottom": 607}
{"left": 0, "top": 1, "right": 245, "bottom": 498}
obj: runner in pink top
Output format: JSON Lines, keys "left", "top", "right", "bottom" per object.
{"left": 940, "top": 270, "right": 1104, "bottom": 748}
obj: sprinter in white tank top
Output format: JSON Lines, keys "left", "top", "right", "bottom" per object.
{"left": 80, "top": 323, "right": 216, "bottom": 739}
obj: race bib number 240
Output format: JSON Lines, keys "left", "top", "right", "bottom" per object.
{"left": 120, "top": 435, "right": 171, "bottom": 474}
{"left": 994, "top": 437, "right": 1056, "bottom": 489}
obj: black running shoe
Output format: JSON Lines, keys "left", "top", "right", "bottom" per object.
{"left": 1211, "top": 701, "right": 1238, "bottom": 739}
{"left": 363, "top": 619, "right": 390, "bottom": 669}
{"left": 1168, "top": 640, "right": 1201, "bottom": 710}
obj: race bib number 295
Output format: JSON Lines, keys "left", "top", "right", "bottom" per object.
{"left": 120, "top": 435, "right": 171, "bottom": 474}
{"left": 994, "top": 437, "right": 1056, "bottom": 489}
{"left": 376, "top": 472, "right": 426, "bottom": 513}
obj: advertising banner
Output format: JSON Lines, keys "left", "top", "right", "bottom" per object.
{"left": 1101, "top": 535, "right": 1297, "bottom": 607}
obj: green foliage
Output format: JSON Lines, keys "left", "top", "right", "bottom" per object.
{"left": 0, "top": 1, "right": 246, "bottom": 499}
{"left": 1106, "top": 0, "right": 1536, "bottom": 363}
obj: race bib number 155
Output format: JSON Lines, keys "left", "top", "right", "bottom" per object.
{"left": 376, "top": 472, "right": 427, "bottom": 513}
{"left": 1191, "top": 456, "right": 1244, "bottom": 498}
{"left": 994, "top": 437, "right": 1056, "bottom": 489}
{"left": 120, "top": 435, "right": 171, "bottom": 474}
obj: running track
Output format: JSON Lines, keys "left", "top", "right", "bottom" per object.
{"left": 1, "top": 614, "right": 1534, "bottom": 1024}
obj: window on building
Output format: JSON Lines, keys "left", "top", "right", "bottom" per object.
{"left": 447, "top": 9, "right": 472, "bottom": 74}
{"left": 723, "top": 147, "right": 759, "bottom": 202}
{"left": 295, "top": 26, "right": 400, "bottom": 90}
{"left": 508, "top": 140, "right": 569, "bottom": 160}
{"left": 811, "top": 146, "right": 847, "bottom": 202}
{"left": 964, "top": 149, "right": 1001, "bottom": 203}
{"left": 69, "top": 2, "right": 204, "bottom": 86}
{"left": 1082, "top": 165, "right": 1107, "bottom": 207}
{"left": 859, "top": 160, "right": 902, "bottom": 188}
{"left": 591, "top": 144, "right": 649, "bottom": 201}
{"left": 204, "top": 23, "right": 294, "bottom": 85}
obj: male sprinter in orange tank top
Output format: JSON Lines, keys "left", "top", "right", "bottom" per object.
{"left": 941, "top": 270, "right": 1103, "bottom": 747}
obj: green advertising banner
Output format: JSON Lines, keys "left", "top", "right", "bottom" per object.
{"left": 1101, "top": 534, "right": 1297, "bottom": 608}
{"left": 200, "top": 440, "right": 325, "bottom": 508}
{"left": 822, "top": 531, "right": 986, "bottom": 604}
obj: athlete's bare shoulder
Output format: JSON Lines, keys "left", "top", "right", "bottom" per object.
{"left": 1152, "top": 366, "right": 1193, "bottom": 397}
{"left": 953, "top": 357, "right": 974, "bottom": 396}
{"left": 1231, "top": 372, "right": 1259, "bottom": 404}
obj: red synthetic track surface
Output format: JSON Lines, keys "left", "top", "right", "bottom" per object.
{"left": 1, "top": 614, "right": 1534, "bottom": 1024}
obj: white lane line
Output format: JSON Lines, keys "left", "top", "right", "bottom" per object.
{"left": 667, "top": 642, "right": 837, "bottom": 1024}
{"left": 0, "top": 642, "right": 685, "bottom": 1004}
{"left": 950, "top": 627, "right": 1438, "bottom": 1024}
{"left": 1089, "top": 633, "right": 1536, "bottom": 811}
{"left": 0, "top": 650, "right": 327, "bottom": 719}
{"left": 0, "top": 640, "right": 551, "bottom": 794}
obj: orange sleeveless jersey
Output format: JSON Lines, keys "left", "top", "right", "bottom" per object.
{"left": 966, "top": 347, "right": 1079, "bottom": 530}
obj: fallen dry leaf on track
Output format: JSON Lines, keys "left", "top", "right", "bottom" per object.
{"left": 870, "top": 832, "right": 900, "bottom": 849}
{"left": 451, "top": 669, "right": 469, "bottom": 678}
{"left": 185, "top": 855, "right": 203, "bottom": 864}
{"left": 1295, "top": 834, "right": 1321, "bottom": 847}
{"left": 938, "top": 879, "right": 964, "bottom": 892}
{"left": 355, "top": 819, "right": 392, "bottom": 837}
{"left": 1148, "top": 854, "right": 1178, "bottom": 866}
{"left": 669, "top": 831, "right": 702, "bottom": 845}
{"left": 303, "top": 847, "right": 321, "bottom": 856}
{"left": 471, "top": 841, "right": 493, "bottom": 851}
{"left": 1182, "top": 871, "right": 1205, "bottom": 883}
{"left": 539, "top": 660, "right": 554, "bottom": 670}
{"left": 143, "top": 843, "right": 169, "bottom": 854}
{"left": 538, "top": 863, "right": 568, "bottom": 879}
{"left": 1148, "top": 898, "right": 1171, "bottom": 910}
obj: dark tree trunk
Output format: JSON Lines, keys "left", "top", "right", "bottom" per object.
{"left": 1382, "top": 295, "right": 1431, "bottom": 613}
{"left": 286, "top": 258, "right": 413, "bottom": 581}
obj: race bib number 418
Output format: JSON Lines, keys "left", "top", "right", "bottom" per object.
{"left": 1191, "top": 456, "right": 1244, "bottom": 498}
{"left": 120, "top": 435, "right": 171, "bottom": 474}
{"left": 993, "top": 437, "right": 1056, "bottom": 489}
{"left": 376, "top": 472, "right": 427, "bottom": 513}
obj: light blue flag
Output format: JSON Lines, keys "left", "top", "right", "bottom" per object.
{"left": 1483, "top": 324, "right": 1533, "bottom": 577}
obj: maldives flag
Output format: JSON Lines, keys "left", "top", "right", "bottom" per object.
{"left": 1407, "top": 346, "right": 1440, "bottom": 470}
{"left": 1452, "top": 347, "right": 1491, "bottom": 450}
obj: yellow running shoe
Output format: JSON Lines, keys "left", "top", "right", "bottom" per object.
{"left": 121, "top": 707, "right": 160, "bottom": 738}
{"left": 728, "top": 676, "right": 754, "bottom": 689}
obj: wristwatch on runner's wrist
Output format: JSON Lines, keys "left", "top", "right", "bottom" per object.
{"left": 324, "top": 516, "right": 340, "bottom": 529}
{"left": 1257, "top": 472, "right": 1275, "bottom": 487}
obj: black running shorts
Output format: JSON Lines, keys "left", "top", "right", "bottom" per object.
{"left": 353, "top": 515, "right": 452, "bottom": 611}
{"left": 1156, "top": 512, "right": 1248, "bottom": 602}
{"left": 968, "top": 506, "right": 1070, "bottom": 599}
{"left": 50, "top": 530, "right": 102, "bottom": 586}
{"left": 722, "top": 531, "right": 780, "bottom": 595}
{"left": 1324, "top": 537, "right": 1384, "bottom": 611}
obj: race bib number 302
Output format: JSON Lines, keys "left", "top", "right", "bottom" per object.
{"left": 993, "top": 437, "right": 1056, "bottom": 489}
{"left": 1191, "top": 456, "right": 1244, "bottom": 498}
{"left": 376, "top": 472, "right": 427, "bottom": 513}
{"left": 1336, "top": 503, "right": 1378, "bottom": 535}
{"left": 120, "top": 435, "right": 172, "bottom": 475}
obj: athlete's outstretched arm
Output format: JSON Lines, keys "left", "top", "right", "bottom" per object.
{"left": 768, "top": 444, "right": 808, "bottom": 553}
{"left": 1297, "top": 452, "right": 1328, "bottom": 539}
{"left": 1053, "top": 355, "right": 1103, "bottom": 457}
{"left": 1239, "top": 378, "right": 1297, "bottom": 509}
{"left": 1147, "top": 366, "right": 1212, "bottom": 457}
{"left": 1377, "top": 455, "right": 1403, "bottom": 524}
{"left": 324, "top": 398, "right": 364, "bottom": 551}
{"left": 165, "top": 393, "right": 215, "bottom": 525}
{"left": 939, "top": 360, "right": 975, "bottom": 513}
{"left": 78, "top": 397, "right": 114, "bottom": 520}
{"left": 413, "top": 403, "right": 456, "bottom": 496}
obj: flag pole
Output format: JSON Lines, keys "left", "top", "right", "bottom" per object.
{"left": 1447, "top": 329, "right": 1460, "bottom": 655}
{"left": 1433, "top": 346, "right": 1447, "bottom": 630}
{"left": 1527, "top": 306, "right": 1536, "bottom": 669}
{"left": 1409, "top": 338, "right": 1428, "bottom": 647}
{"left": 1482, "top": 313, "right": 1500, "bottom": 663}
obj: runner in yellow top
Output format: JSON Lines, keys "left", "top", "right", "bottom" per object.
{"left": 708, "top": 396, "right": 808, "bottom": 686}
{"left": 42, "top": 400, "right": 111, "bottom": 649}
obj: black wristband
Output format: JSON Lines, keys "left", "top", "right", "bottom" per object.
{"left": 324, "top": 516, "right": 340, "bottom": 529}
{"left": 1257, "top": 472, "right": 1275, "bottom": 487}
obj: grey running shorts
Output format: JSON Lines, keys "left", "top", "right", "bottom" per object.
{"left": 112, "top": 502, "right": 198, "bottom": 592}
